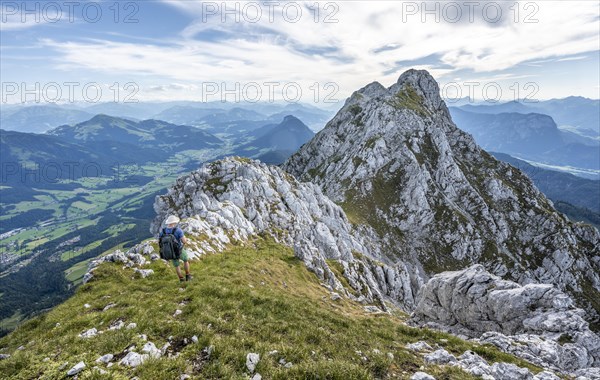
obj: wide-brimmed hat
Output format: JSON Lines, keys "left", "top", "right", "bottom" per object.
{"left": 165, "top": 215, "right": 180, "bottom": 225}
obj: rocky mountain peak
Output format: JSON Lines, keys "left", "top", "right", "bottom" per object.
{"left": 391, "top": 69, "right": 447, "bottom": 113}
{"left": 283, "top": 69, "right": 600, "bottom": 324}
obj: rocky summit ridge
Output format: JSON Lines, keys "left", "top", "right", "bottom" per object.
{"left": 283, "top": 69, "right": 600, "bottom": 324}
{"left": 145, "top": 69, "right": 600, "bottom": 375}
{"left": 147, "top": 154, "right": 599, "bottom": 375}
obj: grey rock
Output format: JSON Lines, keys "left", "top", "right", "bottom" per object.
{"left": 411, "top": 265, "right": 600, "bottom": 372}
{"left": 423, "top": 349, "right": 456, "bottom": 365}
{"left": 126, "top": 323, "right": 137, "bottom": 330}
{"left": 141, "top": 342, "right": 161, "bottom": 359}
{"left": 78, "top": 328, "right": 98, "bottom": 338}
{"left": 0, "top": 354, "right": 10, "bottom": 360}
{"left": 251, "top": 374, "right": 262, "bottom": 380}
{"left": 119, "top": 352, "right": 148, "bottom": 367}
{"left": 104, "top": 251, "right": 128, "bottom": 264}
{"left": 406, "top": 341, "right": 433, "bottom": 352}
{"left": 490, "top": 362, "right": 533, "bottom": 380}
{"left": 410, "top": 372, "right": 436, "bottom": 380}
{"left": 150, "top": 253, "right": 160, "bottom": 261}
{"left": 128, "top": 253, "right": 146, "bottom": 266}
{"left": 142, "top": 243, "right": 155, "bottom": 255}
{"left": 364, "top": 305, "right": 384, "bottom": 313}
{"left": 246, "top": 352, "right": 260, "bottom": 373}
{"left": 161, "top": 342, "right": 170, "bottom": 355}
{"left": 67, "top": 361, "right": 85, "bottom": 376}
{"left": 532, "top": 371, "right": 561, "bottom": 380}
{"left": 456, "top": 351, "right": 491, "bottom": 377}
{"left": 82, "top": 272, "right": 94, "bottom": 284}
{"left": 95, "top": 354, "right": 113, "bottom": 364}
{"left": 109, "top": 320, "right": 124, "bottom": 330}
{"left": 134, "top": 269, "right": 154, "bottom": 278}
{"left": 574, "top": 367, "right": 600, "bottom": 379}
{"left": 102, "top": 303, "right": 116, "bottom": 311}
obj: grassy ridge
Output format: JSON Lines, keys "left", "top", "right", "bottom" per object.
{"left": 0, "top": 240, "right": 539, "bottom": 379}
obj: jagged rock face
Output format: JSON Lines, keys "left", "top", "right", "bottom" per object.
{"left": 150, "top": 157, "right": 419, "bottom": 308}
{"left": 283, "top": 69, "right": 600, "bottom": 321}
{"left": 410, "top": 265, "right": 599, "bottom": 373}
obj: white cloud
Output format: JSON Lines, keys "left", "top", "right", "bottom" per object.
{"left": 20, "top": 1, "right": 600, "bottom": 100}
{"left": 556, "top": 55, "right": 589, "bottom": 62}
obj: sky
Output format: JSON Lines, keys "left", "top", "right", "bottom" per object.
{"left": 1, "top": 0, "right": 599, "bottom": 106}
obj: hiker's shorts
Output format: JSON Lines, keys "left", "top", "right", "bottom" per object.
{"left": 172, "top": 249, "right": 188, "bottom": 267}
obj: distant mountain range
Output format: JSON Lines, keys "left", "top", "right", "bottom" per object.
{"left": 458, "top": 97, "right": 600, "bottom": 138}
{"left": 48, "top": 114, "right": 222, "bottom": 151}
{"left": 0, "top": 105, "right": 94, "bottom": 134}
{"left": 449, "top": 107, "right": 599, "bottom": 179}
{"left": 232, "top": 115, "right": 315, "bottom": 164}
{"left": 1, "top": 102, "right": 336, "bottom": 133}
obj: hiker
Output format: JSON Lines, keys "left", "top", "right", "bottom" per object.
{"left": 158, "top": 215, "right": 192, "bottom": 282}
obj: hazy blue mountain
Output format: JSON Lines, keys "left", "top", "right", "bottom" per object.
{"left": 0, "top": 105, "right": 94, "bottom": 133}
{"left": 153, "top": 106, "right": 267, "bottom": 128}
{"left": 199, "top": 107, "right": 267, "bottom": 124}
{"left": 234, "top": 115, "right": 315, "bottom": 163}
{"left": 48, "top": 114, "right": 223, "bottom": 151}
{"left": 457, "top": 97, "right": 600, "bottom": 138}
{"left": 449, "top": 108, "right": 563, "bottom": 154}
{"left": 533, "top": 97, "right": 600, "bottom": 137}
{"left": 442, "top": 96, "right": 479, "bottom": 107}
{"left": 460, "top": 100, "right": 534, "bottom": 115}
{"left": 82, "top": 102, "right": 174, "bottom": 120}
{"left": 152, "top": 106, "right": 225, "bottom": 125}
{"left": 267, "top": 103, "right": 335, "bottom": 131}
{"left": 491, "top": 152, "right": 600, "bottom": 212}
{"left": 560, "top": 129, "right": 600, "bottom": 147}
{"left": 449, "top": 108, "right": 599, "bottom": 175}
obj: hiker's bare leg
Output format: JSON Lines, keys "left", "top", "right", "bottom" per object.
{"left": 184, "top": 261, "right": 190, "bottom": 275}
{"left": 175, "top": 266, "right": 183, "bottom": 278}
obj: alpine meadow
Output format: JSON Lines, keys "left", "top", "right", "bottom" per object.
{"left": 1, "top": 1, "right": 599, "bottom": 379}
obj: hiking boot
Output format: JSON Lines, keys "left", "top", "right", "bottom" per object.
{"left": 179, "top": 276, "right": 185, "bottom": 282}
{"left": 185, "top": 274, "right": 193, "bottom": 282}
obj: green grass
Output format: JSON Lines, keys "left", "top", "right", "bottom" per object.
{"left": 0, "top": 158, "right": 184, "bottom": 257}
{"left": 0, "top": 239, "right": 540, "bottom": 379}
{"left": 386, "top": 85, "right": 431, "bottom": 118}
